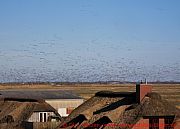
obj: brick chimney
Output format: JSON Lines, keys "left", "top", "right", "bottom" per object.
{"left": 136, "top": 83, "right": 152, "bottom": 103}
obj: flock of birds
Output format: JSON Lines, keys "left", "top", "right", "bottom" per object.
{"left": 0, "top": 36, "right": 179, "bottom": 83}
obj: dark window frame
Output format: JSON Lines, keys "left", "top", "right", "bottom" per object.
{"left": 149, "top": 118, "right": 159, "bottom": 129}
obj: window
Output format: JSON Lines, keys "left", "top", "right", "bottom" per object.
{"left": 165, "top": 118, "right": 174, "bottom": 129}
{"left": 149, "top": 118, "right": 159, "bottom": 129}
{"left": 67, "top": 108, "right": 74, "bottom": 114}
{"left": 44, "top": 113, "right": 47, "bottom": 122}
{"left": 39, "top": 112, "right": 48, "bottom": 122}
{"left": 40, "top": 113, "right": 43, "bottom": 122}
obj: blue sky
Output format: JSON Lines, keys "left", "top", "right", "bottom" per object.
{"left": 0, "top": 0, "right": 180, "bottom": 82}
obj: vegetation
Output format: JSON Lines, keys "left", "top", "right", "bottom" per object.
{"left": 0, "top": 83, "right": 179, "bottom": 108}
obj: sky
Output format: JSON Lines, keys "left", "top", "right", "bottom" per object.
{"left": 0, "top": 0, "right": 180, "bottom": 82}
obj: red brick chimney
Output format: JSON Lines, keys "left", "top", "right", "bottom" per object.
{"left": 136, "top": 83, "right": 152, "bottom": 103}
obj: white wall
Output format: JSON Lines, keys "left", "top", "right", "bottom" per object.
{"left": 58, "top": 108, "right": 68, "bottom": 117}
{"left": 45, "top": 99, "right": 84, "bottom": 117}
{"left": 28, "top": 112, "right": 55, "bottom": 122}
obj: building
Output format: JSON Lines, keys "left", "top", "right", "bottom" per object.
{"left": 0, "top": 90, "right": 84, "bottom": 118}
{"left": 27, "top": 100, "right": 60, "bottom": 123}
{"left": 0, "top": 97, "right": 61, "bottom": 129}
{"left": 58, "top": 83, "right": 180, "bottom": 129}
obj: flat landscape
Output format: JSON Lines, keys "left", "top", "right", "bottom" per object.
{"left": 0, "top": 83, "right": 179, "bottom": 109}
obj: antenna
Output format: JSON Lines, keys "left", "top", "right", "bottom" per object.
{"left": 145, "top": 78, "right": 147, "bottom": 84}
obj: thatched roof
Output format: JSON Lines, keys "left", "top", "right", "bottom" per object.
{"left": 58, "top": 91, "right": 180, "bottom": 129}
{"left": 121, "top": 92, "right": 180, "bottom": 127}
{"left": 0, "top": 100, "right": 60, "bottom": 122}
{"left": 0, "top": 98, "right": 61, "bottom": 129}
